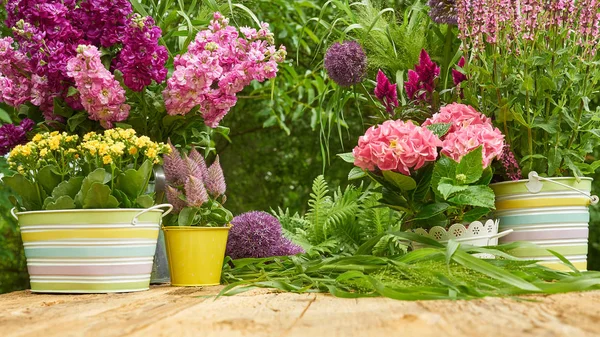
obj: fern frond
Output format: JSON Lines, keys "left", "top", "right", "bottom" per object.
{"left": 306, "top": 175, "right": 333, "bottom": 244}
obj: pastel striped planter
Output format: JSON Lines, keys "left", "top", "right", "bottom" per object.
{"left": 14, "top": 205, "right": 172, "bottom": 293}
{"left": 490, "top": 177, "right": 593, "bottom": 271}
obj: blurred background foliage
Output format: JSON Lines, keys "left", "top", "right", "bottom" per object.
{"left": 0, "top": 0, "right": 598, "bottom": 293}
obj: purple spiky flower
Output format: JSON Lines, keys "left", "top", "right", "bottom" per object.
{"left": 324, "top": 41, "right": 367, "bottom": 87}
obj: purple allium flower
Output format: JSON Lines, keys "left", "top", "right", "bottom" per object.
{"left": 114, "top": 14, "right": 168, "bottom": 92}
{"left": 166, "top": 185, "right": 186, "bottom": 213}
{"left": 428, "top": 0, "right": 458, "bottom": 25}
{"left": 226, "top": 211, "right": 304, "bottom": 259}
{"left": 374, "top": 69, "right": 398, "bottom": 114}
{"left": 184, "top": 176, "right": 209, "bottom": 207}
{"left": 404, "top": 49, "right": 440, "bottom": 102}
{"left": 499, "top": 144, "right": 521, "bottom": 181}
{"left": 163, "top": 142, "right": 187, "bottom": 186}
{"left": 0, "top": 118, "right": 35, "bottom": 156}
{"left": 452, "top": 56, "right": 467, "bottom": 86}
{"left": 324, "top": 41, "right": 367, "bottom": 87}
{"left": 205, "top": 155, "right": 226, "bottom": 198}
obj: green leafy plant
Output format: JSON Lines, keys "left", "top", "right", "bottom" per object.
{"left": 3, "top": 128, "right": 169, "bottom": 211}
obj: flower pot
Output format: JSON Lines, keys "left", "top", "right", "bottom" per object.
{"left": 490, "top": 175, "right": 594, "bottom": 271}
{"left": 410, "top": 219, "right": 510, "bottom": 258}
{"left": 163, "top": 226, "right": 230, "bottom": 286}
{"left": 12, "top": 204, "right": 173, "bottom": 293}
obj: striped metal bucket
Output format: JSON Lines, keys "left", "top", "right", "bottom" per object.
{"left": 13, "top": 204, "right": 172, "bottom": 293}
{"left": 490, "top": 175, "right": 594, "bottom": 271}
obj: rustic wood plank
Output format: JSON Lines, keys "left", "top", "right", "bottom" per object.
{"left": 0, "top": 287, "right": 599, "bottom": 337}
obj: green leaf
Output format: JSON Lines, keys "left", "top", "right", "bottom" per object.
{"left": 178, "top": 207, "right": 199, "bottom": 226}
{"left": 456, "top": 146, "right": 483, "bottom": 184}
{"left": 521, "top": 74, "right": 534, "bottom": 91}
{"left": 348, "top": 167, "right": 366, "bottom": 181}
{"left": 412, "top": 203, "right": 449, "bottom": 221}
{"left": 411, "top": 164, "right": 433, "bottom": 202}
{"left": 45, "top": 195, "right": 76, "bottom": 210}
{"left": 448, "top": 185, "right": 496, "bottom": 209}
{"left": 82, "top": 183, "right": 119, "bottom": 209}
{"left": 477, "top": 167, "right": 493, "bottom": 185}
{"left": 75, "top": 168, "right": 107, "bottom": 207}
{"left": 67, "top": 112, "right": 88, "bottom": 132}
{"left": 117, "top": 168, "right": 146, "bottom": 199}
{"left": 379, "top": 187, "right": 410, "bottom": 212}
{"left": 66, "top": 86, "right": 79, "bottom": 97}
{"left": 0, "top": 107, "right": 12, "bottom": 123}
{"left": 2, "top": 174, "right": 42, "bottom": 210}
{"left": 51, "top": 176, "right": 84, "bottom": 199}
{"left": 431, "top": 155, "right": 456, "bottom": 198}
{"left": 337, "top": 152, "right": 355, "bottom": 164}
{"left": 437, "top": 178, "right": 468, "bottom": 200}
{"left": 37, "top": 165, "right": 62, "bottom": 195}
{"left": 426, "top": 123, "right": 452, "bottom": 138}
{"left": 462, "top": 207, "right": 491, "bottom": 222}
{"left": 382, "top": 171, "right": 417, "bottom": 191}
{"left": 112, "top": 189, "right": 132, "bottom": 208}
{"left": 511, "top": 107, "right": 529, "bottom": 127}
{"left": 136, "top": 194, "right": 154, "bottom": 208}
{"left": 548, "top": 148, "right": 562, "bottom": 176}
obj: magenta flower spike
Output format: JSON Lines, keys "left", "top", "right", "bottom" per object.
{"left": 405, "top": 50, "right": 440, "bottom": 101}
{"left": 452, "top": 57, "right": 467, "bottom": 86}
{"left": 374, "top": 70, "right": 399, "bottom": 114}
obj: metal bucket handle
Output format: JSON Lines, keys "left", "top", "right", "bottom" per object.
{"left": 132, "top": 204, "right": 173, "bottom": 225}
{"left": 10, "top": 207, "right": 19, "bottom": 220}
{"left": 525, "top": 171, "right": 599, "bottom": 205}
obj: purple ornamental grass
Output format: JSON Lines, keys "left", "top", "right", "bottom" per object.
{"left": 324, "top": 41, "right": 367, "bottom": 87}
{"left": 0, "top": 118, "right": 35, "bottom": 156}
{"left": 226, "top": 211, "right": 304, "bottom": 259}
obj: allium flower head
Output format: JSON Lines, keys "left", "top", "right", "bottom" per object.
{"left": 353, "top": 120, "right": 442, "bottom": 175}
{"left": 324, "top": 41, "right": 367, "bottom": 87}
{"left": 441, "top": 123, "right": 505, "bottom": 168}
{"left": 374, "top": 70, "right": 398, "bottom": 114}
{"left": 428, "top": 0, "right": 458, "bottom": 25}
{"left": 226, "top": 211, "right": 304, "bottom": 259}
{"left": 205, "top": 155, "right": 226, "bottom": 198}
{"left": 405, "top": 49, "right": 440, "bottom": 101}
{"left": 0, "top": 118, "right": 35, "bottom": 156}
{"left": 422, "top": 103, "right": 490, "bottom": 135}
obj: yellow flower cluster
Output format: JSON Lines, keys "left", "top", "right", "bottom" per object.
{"left": 8, "top": 131, "right": 80, "bottom": 172}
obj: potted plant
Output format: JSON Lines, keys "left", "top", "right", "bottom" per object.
{"left": 161, "top": 145, "right": 233, "bottom": 286}
{"left": 456, "top": 0, "right": 600, "bottom": 270}
{"left": 343, "top": 103, "right": 508, "bottom": 248}
{"left": 3, "top": 128, "right": 171, "bottom": 293}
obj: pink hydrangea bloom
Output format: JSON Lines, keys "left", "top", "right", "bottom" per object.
{"left": 162, "top": 12, "right": 287, "bottom": 128}
{"left": 66, "top": 45, "right": 130, "bottom": 129}
{"left": 441, "top": 123, "right": 505, "bottom": 168}
{"left": 353, "top": 120, "right": 442, "bottom": 175}
{"left": 422, "top": 103, "right": 491, "bottom": 135}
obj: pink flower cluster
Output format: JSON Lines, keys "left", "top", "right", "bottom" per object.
{"left": 405, "top": 50, "right": 440, "bottom": 102}
{"left": 66, "top": 45, "right": 130, "bottom": 129}
{"left": 374, "top": 70, "right": 398, "bottom": 114}
{"left": 0, "top": 37, "right": 32, "bottom": 107}
{"left": 162, "top": 12, "right": 286, "bottom": 128}
{"left": 353, "top": 120, "right": 442, "bottom": 175}
{"left": 423, "top": 103, "right": 504, "bottom": 168}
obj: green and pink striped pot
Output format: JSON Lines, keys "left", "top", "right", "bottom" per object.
{"left": 13, "top": 205, "right": 172, "bottom": 293}
{"left": 490, "top": 177, "right": 593, "bottom": 271}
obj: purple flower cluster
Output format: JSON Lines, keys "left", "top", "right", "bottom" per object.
{"left": 428, "top": 0, "right": 458, "bottom": 25}
{"left": 324, "top": 41, "right": 367, "bottom": 87}
{"left": 66, "top": 46, "right": 130, "bottom": 129}
{"left": 226, "top": 211, "right": 304, "bottom": 259}
{"left": 0, "top": 37, "right": 32, "bottom": 107}
{"left": 0, "top": 118, "right": 34, "bottom": 156}
{"left": 2, "top": 0, "right": 167, "bottom": 122}
{"left": 374, "top": 70, "right": 398, "bottom": 114}
{"left": 404, "top": 49, "right": 440, "bottom": 102}
{"left": 163, "top": 145, "right": 226, "bottom": 213}
{"left": 114, "top": 14, "right": 168, "bottom": 92}
{"left": 499, "top": 144, "right": 521, "bottom": 181}
{"left": 163, "top": 12, "right": 287, "bottom": 128}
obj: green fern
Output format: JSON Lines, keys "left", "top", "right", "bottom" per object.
{"left": 306, "top": 175, "right": 333, "bottom": 244}
{"left": 327, "top": 185, "right": 364, "bottom": 251}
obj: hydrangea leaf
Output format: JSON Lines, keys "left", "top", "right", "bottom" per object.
{"left": 448, "top": 186, "right": 496, "bottom": 209}
{"left": 455, "top": 146, "right": 483, "bottom": 184}
{"left": 382, "top": 170, "right": 417, "bottom": 191}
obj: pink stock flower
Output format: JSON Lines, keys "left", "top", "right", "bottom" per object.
{"left": 422, "top": 103, "right": 491, "bottom": 135}
{"left": 66, "top": 45, "right": 130, "bottom": 129}
{"left": 0, "top": 37, "right": 32, "bottom": 107}
{"left": 374, "top": 70, "right": 398, "bottom": 114}
{"left": 452, "top": 57, "right": 467, "bottom": 86}
{"left": 404, "top": 49, "right": 440, "bottom": 102}
{"left": 353, "top": 120, "right": 442, "bottom": 175}
{"left": 441, "top": 123, "right": 504, "bottom": 168}
{"left": 162, "top": 12, "right": 286, "bottom": 128}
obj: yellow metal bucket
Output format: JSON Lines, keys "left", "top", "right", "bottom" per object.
{"left": 163, "top": 226, "right": 230, "bottom": 286}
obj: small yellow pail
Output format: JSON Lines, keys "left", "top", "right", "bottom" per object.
{"left": 163, "top": 226, "right": 230, "bottom": 286}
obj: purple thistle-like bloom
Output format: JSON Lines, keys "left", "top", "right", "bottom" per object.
{"left": 114, "top": 14, "right": 168, "bottom": 92}
{"left": 166, "top": 185, "right": 187, "bottom": 213}
{"left": 324, "top": 41, "right": 367, "bottom": 87}
{"left": 163, "top": 142, "right": 187, "bottom": 186}
{"left": 428, "top": 0, "right": 458, "bottom": 25}
{"left": 184, "top": 176, "right": 209, "bottom": 207}
{"left": 374, "top": 69, "right": 398, "bottom": 114}
{"left": 226, "top": 211, "right": 304, "bottom": 259}
{"left": 404, "top": 49, "right": 440, "bottom": 102}
{"left": 499, "top": 144, "right": 521, "bottom": 181}
{"left": 0, "top": 118, "right": 35, "bottom": 156}
{"left": 205, "top": 155, "right": 226, "bottom": 198}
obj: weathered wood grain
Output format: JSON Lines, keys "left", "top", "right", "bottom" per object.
{"left": 1, "top": 286, "right": 599, "bottom": 337}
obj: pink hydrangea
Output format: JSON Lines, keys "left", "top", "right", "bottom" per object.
{"left": 422, "top": 103, "right": 491, "bottom": 135}
{"left": 162, "top": 12, "right": 287, "bottom": 128}
{"left": 66, "top": 45, "right": 130, "bottom": 129}
{"left": 441, "top": 123, "right": 505, "bottom": 168}
{"left": 353, "top": 120, "right": 443, "bottom": 175}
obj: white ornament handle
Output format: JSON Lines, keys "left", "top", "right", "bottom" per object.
{"left": 132, "top": 204, "right": 173, "bottom": 226}
{"left": 10, "top": 207, "right": 18, "bottom": 220}
{"left": 525, "top": 171, "right": 598, "bottom": 205}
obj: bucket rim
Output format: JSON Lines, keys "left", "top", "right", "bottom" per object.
{"left": 162, "top": 225, "right": 231, "bottom": 231}
{"left": 490, "top": 176, "right": 593, "bottom": 186}
{"left": 15, "top": 208, "right": 166, "bottom": 216}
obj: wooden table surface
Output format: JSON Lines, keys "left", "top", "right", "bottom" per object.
{"left": 1, "top": 286, "right": 599, "bottom": 337}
